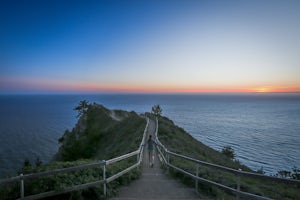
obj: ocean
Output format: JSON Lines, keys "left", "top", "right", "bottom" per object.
{"left": 0, "top": 93, "right": 299, "bottom": 177}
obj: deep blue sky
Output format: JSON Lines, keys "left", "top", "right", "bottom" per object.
{"left": 1, "top": 0, "right": 300, "bottom": 93}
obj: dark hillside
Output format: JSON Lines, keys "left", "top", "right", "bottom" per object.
{"left": 1, "top": 105, "right": 298, "bottom": 200}
{"left": 158, "top": 115, "right": 250, "bottom": 170}
{"left": 56, "top": 104, "right": 146, "bottom": 161}
{"left": 0, "top": 104, "right": 146, "bottom": 200}
{"left": 157, "top": 115, "right": 300, "bottom": 199}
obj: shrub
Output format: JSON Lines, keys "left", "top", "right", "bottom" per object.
{"left": 221, "top": 146, "right": 235, "bottom": 160}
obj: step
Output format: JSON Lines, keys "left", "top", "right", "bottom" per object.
{"left": 115, "top": 187, "right": 198, "bottom": 199}
{"left": 109, "top": 198, "right": 200, "bottom": 200}
{"left": 140, "top": 175, "right": 170, "bottom": 181}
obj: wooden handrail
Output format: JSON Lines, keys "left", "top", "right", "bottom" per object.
{"left": 168, "top": 163, "right": 272, "bottom": 200}
{"left": 106, "top": 150, "right": 139, "bottom": 165}
{"left": 0, "top": 117, "right": 150, "bottom": 200}
{"left": 167, "top": 150, "right": 300, "bottom": 184}
{"left": 155, "top": 117, "right": 300, "bottom": 200}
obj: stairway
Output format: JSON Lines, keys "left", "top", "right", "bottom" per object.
{"left": 109, "top": 119, "right": 200, "bottom": 200}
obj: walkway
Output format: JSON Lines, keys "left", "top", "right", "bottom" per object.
{"left": 109, "top": 118, "right": 199, "bottom": 200}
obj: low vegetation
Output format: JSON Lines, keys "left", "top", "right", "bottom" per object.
{"left": 56, "top": 103, "right": 145, "bottom": 161}
{"left": 157, "top": 115, "right": 300, "bottom": 199}
{"left": 1, "top": 103, "right": 299, "bottom": 199}
{"left": 0, "top": 102, "right": 146, "bottom": 200}
{"left": 0, "top": 158, "right": 140, "bottom": 200}
{"left": 221, "top": 146, "right": 236, "bottom": 160}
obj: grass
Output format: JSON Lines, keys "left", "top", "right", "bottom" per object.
{"left": 0, "top": 158, "right": 141, "bottom": 200}
{"left": 0, "top": 103, "right": 146, "bottom": 200}
{"left": 157, "top": 115, "right": 300, "bottom": 199}
{"left": 1, "top": 104, "right": 298, "bottom": 200}
{"left": 57, "top": 104, "right": 146, "bottom": 161}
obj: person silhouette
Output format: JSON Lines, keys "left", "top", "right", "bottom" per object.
{"left": 147, "top": 135, "right": 156, "bottom": 167}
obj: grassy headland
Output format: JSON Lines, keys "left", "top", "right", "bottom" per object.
{"left": 56, "top": 103, "right": 146, "bottom": 161}
{"left": 1, "top": 103, "right": 146, "bottom": 200}
{"left": 1, "top": 103, "right": 298, "bottom": 199}
{"left": 157, "top": 115, "right": 300, "bottom": 199}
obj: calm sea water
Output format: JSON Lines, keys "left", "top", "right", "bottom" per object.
{"left": 0, "top": 93, "right": 299, "bottom": 177}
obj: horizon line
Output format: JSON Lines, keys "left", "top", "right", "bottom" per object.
{"left": 1, "top": 91, "right": 300, "bottom": 95}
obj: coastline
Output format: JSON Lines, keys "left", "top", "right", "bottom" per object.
{"left": 0, "top": 93, "right": 299, "bottom": 177}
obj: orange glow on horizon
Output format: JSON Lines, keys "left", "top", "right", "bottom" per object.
{"left": 2, "top": 76, "right": 300, "bottom": 93}
{"left": 59, "top": 83, "right": 300, "bottom": 93}
{"left": 252, "top": 87, "right": 272, "bottom": 93}
{"left": 249, "top": 86, "right": 300, "bottom": 93}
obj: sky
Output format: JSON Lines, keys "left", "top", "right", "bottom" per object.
{"left": 1, "top": 0, "right": 300, "bottom": 94}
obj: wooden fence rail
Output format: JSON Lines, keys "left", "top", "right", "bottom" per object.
{"left": 0, "top": 118, "right": 149, "bottom": 200}
{"left": 154, "top": 117, "right": 300, "bottom": 200}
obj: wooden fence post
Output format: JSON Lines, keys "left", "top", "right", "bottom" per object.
{"left": 166, "top": 149, "right": 170, "bottom": 173}
{"left": 195, "top": 165, "right": 199, "bottom": 194}
{"left": 236, "top": 169, "right": 242, "bottom": 200}
{"left": 20, "top": 173, "right": 24, "bottom": 200}
{"left": 103, "top": 161, "right": 107, "bottom": 197}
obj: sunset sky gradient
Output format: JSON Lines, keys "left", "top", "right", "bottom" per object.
{"left": 1, "top": 0, "right": 300, "bottom": 93}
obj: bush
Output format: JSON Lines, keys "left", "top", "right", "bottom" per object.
{"left": 221, "top": 146, "right": 235, "bottom": 160}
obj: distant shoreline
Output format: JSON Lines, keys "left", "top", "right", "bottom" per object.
{"left": 0, "top": 93, "right": 299, "bottom": 177}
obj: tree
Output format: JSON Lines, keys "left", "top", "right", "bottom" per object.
{"left": 292, "top": 166, "right": 300, "bottom": 180}
{"left": 221, "top": 146, "right": 235, "bottom": 160}
{"left": 152, "top": 104, "right": 162, "bottom": 116}
{"left": 35, "top": 157, "right": 42, "bottom": 167}
{"left": 23, "top": 159, "right": 32, "bottom": 167}
{"left": 277, "top": 170, "right": 291, "bottom": 178}
{"left": 275, "top": 166, "right": 300, "bottom": 180}
{"left": 74, "top": 100, "right": 89, "bottom": 118}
